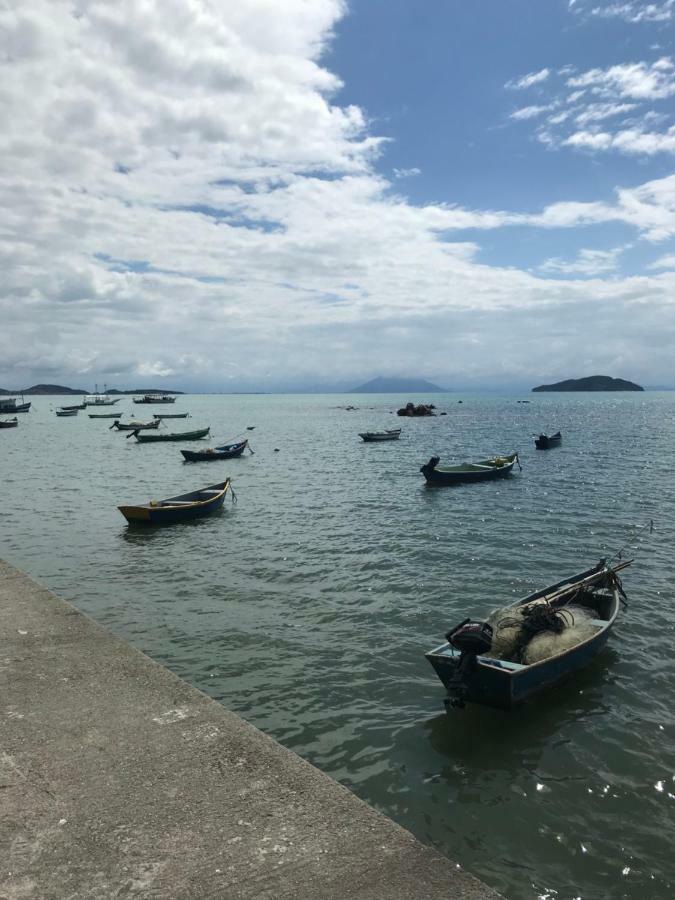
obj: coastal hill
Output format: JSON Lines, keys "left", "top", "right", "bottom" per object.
{"left": 532, "top": 376, "right": 644, "bottom": 392}
{"left": 0, "top": 384, "right": 86, "bottom": 395}
{"left": 350, "top": 376, "right": 446, "bottom": 393}
{"left": 0, "top": 385, "right": 185, "bottom": 395}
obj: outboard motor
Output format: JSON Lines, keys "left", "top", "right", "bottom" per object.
{"left": 444, "top": 619, "right": 493, "bottom": 708}
{"left": 420, "top": 455, "right": 440, "bottom": 476}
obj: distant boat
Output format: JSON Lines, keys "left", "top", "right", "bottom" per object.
{"left": 153, "top": 412, "right": 190, "bottom": 419}
{"left": 61, "top": 402, "right": 86, "bottom": 411}
{"left": 535, "top": 432, "right": 562, "bottom": 450}
{"left": 133, "top": 394, "right": 176, "bottom": 404}
{"left": 118, "top": 479, "right": 231, "bottom": 525}
{"left": 421, "top": 453, "right": 520, "bottom": 485}
{"left": 181, "top": 440, "right": 248, "bottom": 461}
{"left": 425, "top": 559, "right": 630, "bottom": 710}
{"left": 359, "top": 428, "right": 402, "bottom": 442}
{"left": 111, "top": 420, "right": 160, "bottom": 431}
{"left": 89, "top": 413, "right": 122, "bottom": 419}
{"left": 83, "top": 395, "right": 120, "bottom": 406}
{"left": 0, "top": 417, "right": 18, "bottom": 428}
{"left": 55, "top": 408, "right": 78, "bottom": 417}
{"left": 133, "top": 426, "right": 210, "bottom": 442}
{"left": 0, "top": 396, "right": 31, "bottom": 413}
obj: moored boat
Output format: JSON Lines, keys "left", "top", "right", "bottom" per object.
{"left": 0, "top": 417, "right": 18, "bottom": 428}
{"left": 181, "top": 440, "right": 248, "bottom": 461}
{"left": 55, "top": 408, "right": 78, "bottom": 417}
{"left": 118, "top": 479, "right": 231, "bottom": 525}
{"left": 133, "top": 393, "right": 176, "bottom": 404}
{"left": 61, "top": 402, "right": 86, "bottom": 411}
{"left": 0, "top": 396, "right": 31, "bottom": 413}
{"left": 421, "top": 452, "right": 520, "bottom": 485}
{"left": 535, "top": 431, "right": 562, "bottom": 450}
{"left": 426, "top": 559, "right": 630, "bottom": 710}
{"left": 111, "top": 420, "right": 160, "bottom": 431}
{"left": 133, "top": 426, "right": 210, "bottom": 442}
{"left": 89, "top": 413, "right": 122, "bottom": 419}
{"left": 359, "top": 428, "right": 402, "bottom": 442}
{"left": 153, "top": 412, "right": 190, "bottom": 419}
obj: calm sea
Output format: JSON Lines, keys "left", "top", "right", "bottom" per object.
{"left": 2, "top": 392, "right": 674, "bottom": 899}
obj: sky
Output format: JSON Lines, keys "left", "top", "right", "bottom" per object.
{"left": 2, "top": 0, "right": 675, "bottom": 391}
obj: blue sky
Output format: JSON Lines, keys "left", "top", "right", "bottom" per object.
{"left": 2, "top": 0, "right": 675, "bottom": 390}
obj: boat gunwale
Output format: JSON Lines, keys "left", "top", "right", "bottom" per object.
{"left": 426, "top": 562, "right": 624, "bottom": 676}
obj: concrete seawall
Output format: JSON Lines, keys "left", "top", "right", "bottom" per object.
{"left": 0, "top": 559, "right": 502, "bottom": 899}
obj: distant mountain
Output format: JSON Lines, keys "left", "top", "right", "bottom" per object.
{"left": 532, "top": 376, "right": 644, "bottom": 392}
{"left": 107, "top": 388, "right": 184, "bottom": 395}
{"left": 350, "top": 376, "right": 446, "bottom": 393}
{"left": 0, "top": 383, "right": 86, "bottom": 395}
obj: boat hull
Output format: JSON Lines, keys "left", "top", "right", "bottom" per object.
{"left": 359, "top": 430, "right": 401, "bottom": 442}
{"left": 0, "top": 401, "right": 31, "bottom": 413}
{"left": 425, "top": 561, "right": 623, "bottom": 709}
{"left": 181, "top": 441, "right": 247, "bottom": 461}
{"left": 535, "top": 433, "right": 562, "bottom": 450}
{"left": 118, "top": 480, "right": 229, "bottom": 525}
{"left": 421, "top": 454, "right": 518, "bottom": 485}
{"left": 135, "top": 427, "right": 210, "bottom": 442}
{"left": 0, "top": 418, "right": 18, "bottom": 428}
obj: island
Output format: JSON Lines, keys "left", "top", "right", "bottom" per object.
{"left": 532, "top": 376, "right": 644, "bottom": 392}
{"left": 351, "top": 376, "right": 446, "bottom": 393}
{"left": 0, "top": 383, "right": 86, "bottom": 395}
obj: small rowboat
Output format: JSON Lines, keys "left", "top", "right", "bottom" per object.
{"left": 535, "top": 431, "right": 562, "bottom": 450}
{"left": 181, "top": 440, "right": 248, "bottom": 462}
{"left": 426, "top": 559, "right": 630, "bottom": 710}
{"left": 133, "top": 426, "right": 210, "bottom": 443}
{"left": 111, "top": 420, "right": 160, "bottom": 431}
{"left": 118, "top": 479, "right": 231, "bottom": 525}
{"left": 89, "top": 413, "right": 122, "bottom": 419}
{"left": 359, "top": 428, "right": 401, "bottom": 442}
{"left": 153, "top": 413, "right": 190, "bottom": 419}
{"left": 0, "top": 417, "right": 18, "bottom": 428}
{"left": 421, "top": 452, "right": 520, "bottom": 485}
{"left": 55, "top": 408, "right": 78, "bottom": 417}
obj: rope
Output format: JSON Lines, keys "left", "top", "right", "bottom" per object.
{"left": 607, "top": 519, "right": 654, "bottom": 567}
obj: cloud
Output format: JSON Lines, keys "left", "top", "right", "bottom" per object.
{"left": 648, "top": 252, "right": 675, "bottom": 267}
{"left": 3, "top": 2, "right": 675, "bottom": 388}
{"left": 510, "top": 105, "right": 550, "bottom": 120}
{"left": 392, "top": 167, "right": 421, "bottom": 178}
{"left": 570, "top": 1, "right": 675, "bottom": 23}
{"left": 506, "top": 68, "right": 551, "bottom": 90}
{"left": 538, "top": 246, "right": 626, "bottom": 275}
{"left": 505, "top": 54, "right": 675, "bottom": 157}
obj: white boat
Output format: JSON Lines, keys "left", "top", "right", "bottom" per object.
{"left": 83, "top": 384, "right": 120, "bottom": 406}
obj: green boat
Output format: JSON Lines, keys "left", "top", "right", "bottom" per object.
{"left": 132, "top": 426, "right": 210, "bottom": 443}
{"left": 421, "top": 452, "right": 520, "bottom": 485}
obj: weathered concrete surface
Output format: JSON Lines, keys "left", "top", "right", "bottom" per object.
{"left": 0, "top": 559, "right": 502, "bottom": 900}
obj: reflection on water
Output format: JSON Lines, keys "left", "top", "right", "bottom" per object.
{"left": 2, "top": 392, "right": 675, "bottom": 899}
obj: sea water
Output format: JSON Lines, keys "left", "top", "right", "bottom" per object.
{"left": 2, "top": 392, "right": 674, "bottom": 899}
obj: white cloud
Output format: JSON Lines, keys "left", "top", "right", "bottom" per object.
{"left": 648, "top": 253, "right": 675, "bottom": 267}
{"left": 392, "top": 167, "right": 421, "bottom": 178}
{"left": 506, "top": 68, "right": 551, "bottom": 90}
{"left": 539, "top": 246, "right": 625, "bottom": 275}
{"left": 3, "top": 1, "right": 675, "bottom": 388}
{"left": 510, "top": 105, "right": 550, "bottom": 120}
{"left": 572, "top": 1, "right": 675, "bottom": 23}
{"left": 567, "top": 58, "right": 675, "bottom": 99}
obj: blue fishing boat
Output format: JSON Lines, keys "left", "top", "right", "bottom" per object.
{"left": 180, "top": 440, "right": 248, "bottom": 461}
{"left": 535, "top": 432, "right": 562, "bottom": 449}
{"left": 118, "top": 480, "right": 231, "bottom": 525}
{"left": 426, "top": 559, "right": 630, "bottom": 710}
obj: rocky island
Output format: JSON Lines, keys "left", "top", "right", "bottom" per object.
{"left": 351, "top": 376, "right": 446, "bottom": 393}
{"left": 532, "top": 376, "right": 643, "bottom": 392}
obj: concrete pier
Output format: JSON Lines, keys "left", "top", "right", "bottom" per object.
{"left": 0, "top": 559, "right": 502, "bottom": 899}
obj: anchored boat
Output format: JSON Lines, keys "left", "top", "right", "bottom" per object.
{"left": 0, "top": 396, "right": 31, "bottom": 413}
{"left": 133, "top": 426, "right": 210, "bottom": 442}
{"left": 421, "top": 453, "right": 520, "bottom": 485}
{"left": 359, "top": 428, "right": 402, "bottom": 442}
{"left": 133, "top": 393, "right": 176, "bottom": 404}
{"left": 111, "top": 420, "right": 160, "bottom": 431}
{"left": 426, "top": 559, "right": 630, "bottom": 710}
{"left": 535, "top": 432, "right": 562, "bottom": 449}
{"left": 118, "top": 480, "right": 231, "bottom": 525}
{"left": 0, "top": 417, "right": 18, "bottom": 428}
{"left": 181, "top": 440, "right": 248, "bottom": 461}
